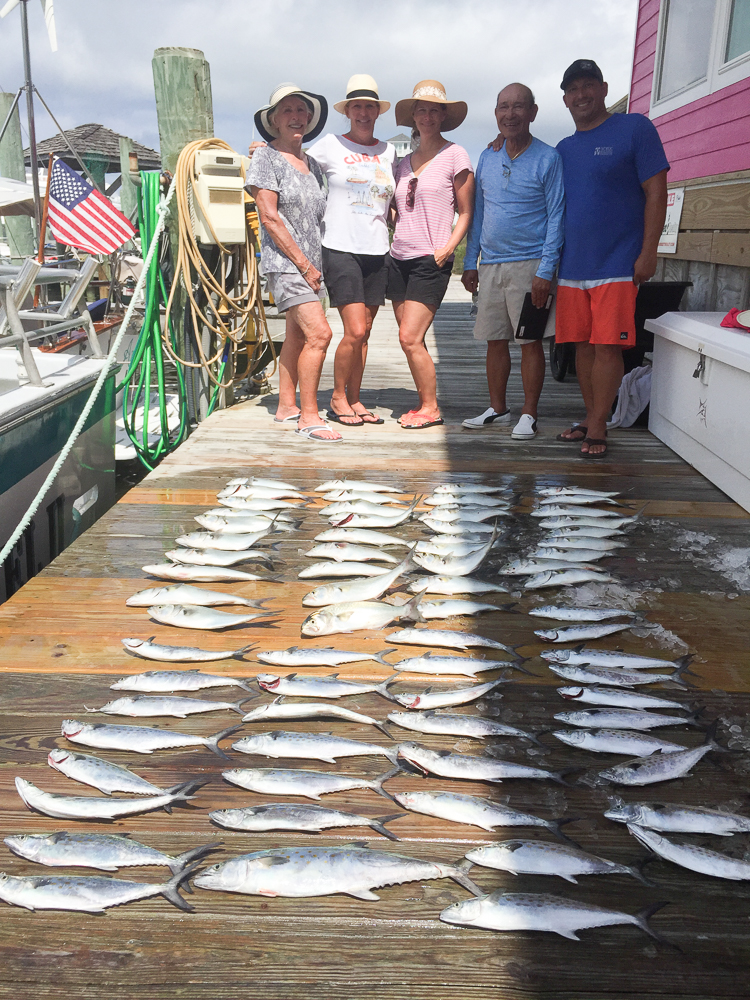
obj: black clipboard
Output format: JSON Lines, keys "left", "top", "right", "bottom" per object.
{"left": 515, "top": 292, "right": 554, "bottom": 340}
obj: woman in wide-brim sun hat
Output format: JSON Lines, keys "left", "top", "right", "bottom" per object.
{"left": 387, "top": 80, "right": 474, "bottom": 429}
{"left": 246, "top": 83, "right": 342, "bottom": 443}
{"left": 306, "top": 74, "right": 396, "bottom": 427}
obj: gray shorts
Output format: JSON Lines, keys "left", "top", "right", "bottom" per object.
{"left": 267, "top": 269, "right": 327, "bottom": 313}
{"left": 472, "top": 259, "right": 556, "bottom": 342}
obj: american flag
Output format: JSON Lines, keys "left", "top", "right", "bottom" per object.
{"left": 47, "top": 158, "right": 136, "bottom": 254}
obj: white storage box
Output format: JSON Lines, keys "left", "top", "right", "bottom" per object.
{"left": 646, "top": 311, "right": 750, "bottom": 512}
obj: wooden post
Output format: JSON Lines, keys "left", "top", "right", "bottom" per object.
{"left": 0, "top": 91, "right": 35, "bottom": 260}
{"left": 118, "top": 136, "right": 138, "bottom": 223}
{"left": 152, "top": 47, "right": 214, "bottom": 422}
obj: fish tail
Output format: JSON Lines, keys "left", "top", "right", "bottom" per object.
{"left": 633, "top": 901, "right": 676, "bottom": 948}
{"left": 163, "top": 778, "right": 210, "bottom": 811}
{"left": 233, "top": 644, "right": 258, "bottom": 661}
{"left": 384, "top": 745, "right": 400, "bottom": 765}
{"left": 169, "top": 841, "right": 223, "bottom": 875}
{"left": 230, "top": 696, "right": 257, "bottom": 714}
{"left": 499, "top": 603, "right": 520, "bottom": 613}
{"left": 527, "top": 729, "right": 550, "bottom": 749}
{"left": 248, "top": 597, "right": 275, "bottom": 609}
{"left": 448, "top": 858, "right": 484, "bottom": 897}
{"left": 555, "top": 766, "right": 584, "bottom": 787}
{"left": 670, "top": 659, "right": 697, "bottom": 689}
{"left": 401, "top": 591, "right": 426, "bottom": 624}
{"left": 205, "top": 725, "right": 243, "bottom": 758}
{"left": 550, "top": 816, "right": 583, "bottom": 844}
{"left": 371, "top": 767, "right": 402, "bottom": 801}
{"left": 371, "top": 813, "right": 405, "bottom": 840}
{"left": 674, "top": 654, "right": 700, "bottom": 677}
{"left": 374, "top": 720, "right": 396, "bottom": 740}
{"left": 506, "top": 653, "right": 537, "bottom": 677}
{"left": 374, "top": 648, "right": 397, "bottom": 665}
{"left": 627, "top": 858, "right": 658, "bottom": 887}
{"left": 376, "top": 673, "right": 402, "bottom": 701}
{"left": 160, "top": 865, "right": 199, "bottom": 912}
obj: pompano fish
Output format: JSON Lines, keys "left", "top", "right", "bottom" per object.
{"left": 315, "top": 479, "right": 402, "bottom": 493}
{"left": 556, "top": 686, "right": 687, "bottom": 710}
{"left": 554, "top": 707, "right": 698, "bottom": 730}
{"left": 531, "top": 505, "right": 625, "bottom": 519}
{"left": 553, "top": 728, "right": 686, "bottom": 756}
{"left": 298, "top": 561, "right": 391, "bottom": 579}
{"left": 232, "top": 730, "right": 399, "bottom": 764}
{"left": 194, "top": 514, "right": 282, "bottom": 533}
{"left": 388, "top": 652, "right": 514, "bottom": 678}
{"left": 256, "top": 646, "right": 395, "bottom": 668}
{"left": 434, "top": 484, "right": 507, "bottom": 495}
{"left": 542, "top": 648, "right": 692, "bottom": 671}
{"left": 3, "top": 831, "right": 219, "bottom": 873}
{"left": 0, "top": 868, "right": 196, "bottom": 913}
{"left": 530, "top": 605, "right": 639, "bottom": 622}
{"left": 111, "top": 666, "right": 253, "bottom": 690}
{"left": 412, "top": 530, "right": 499, "bottom": 577}
{"left": 503, "top": 559, "right": 602, "bottom": 576}
{"left": 256, "top": 672, "right": 398, "bottom": 700}
{"left": 465, "top": 841, "right": 648, "bottom": 884}
{"left": 165, "top": 548, "right": 273, "bottom": 567}
{"left": 388, "top": 627, "right": 515, "bottom": 654}
{"left": 387, "top": 710, "right": 541, "bottom": 743}
{"left": 126, "top": 585, "right": 269, "bottom": 608}
{"left": 121, "top": 637, "right": 255, "bottom": 663}
{"left": 86, "top": 694, "right": 251, "bottom": 718}
{"left": 47, "top": 749, "right": 167, "bottom": 795}
{"left": 142, "top": 563, "right": 276, "bottom": 583}
{"left": 408, "top": 575, "right": 509, "bottom": 596}
{"left": 193, "top": 843, "right": 481, "bottom": 899}
{"left": 539, "top": 537, "right": 625, "bottom": 551}
{"left": 392, "top": 790, "right": 575, "bottom": 837}
{"left": 534, "top": 623, "right": 634, "bottom": 642}
{"left": 302, "top": 553, "right": 414, "bottom": 606}
{"left": 14, "top": 776, "right": 207, "bottom": 821}
{"left": 174, "top": 531, "right": 272, "bottom": 551}
{"left": 222, "top": 766, "right": 398, "bottom": 800}
{"left": 538, "top": 487, "right": 621, "bottom": 499}
{"left": 61, "top": 719, "right": 241, "bottom": 757}
{"left": 538, "top": 515, "right": 637, "bottom": 530}
{"left": 388, "top": 679, "right": 507, "bottom": 710}
{"left": 147, "top": 604, "right": 273, "bottom": 630}
{"left": 419, "top": 599, "right": 508, "bottom": 619}
{"left": 532, "top": 547, "right": 609, "bottom": 563}
{"left": 544, "top": 525, "right": 625, "bottom": 539}
{"left": 314, "top": 527, "right": 410, "bottom": 547}
{"left": 301, "top": 593, "right": 423, "bottom": 637}
{"left": 605, "top": 801, "right": 750, "bottom": 835}
{"left": 628, "top": 824, "right": 750, "bottom": 880}
{"left": 397, "top": 743, "right": 566, "bottom": 784}
{"left": 208, "top": 803, "right": 404, "bottom": 840}
{"left": 525, "top": 569, "right": 615, "bottom": 589}
{"left": 547, "top": 662, "right": 691, "bottom": 688}
{"left": 241, "top": 698, "right": 389, "bottom": 735}
{"left": 304, "top": 543, "right": 399, "bottom": 563}
{"left": 598, "top": 729, "right": 720, "bottom": 785}
{"left": 329, "top": 496, "right": 421, "bottom": 528}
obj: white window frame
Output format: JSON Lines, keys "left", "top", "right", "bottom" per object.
{"left": 649, "top": 0, "right": 750, "bottom": 118}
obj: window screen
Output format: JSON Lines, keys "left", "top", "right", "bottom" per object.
{"left": 726, "top": 0, "right": 750, "bottom": 61}
{"left": 657, "top": 0, "right": 717, "bottom": 99}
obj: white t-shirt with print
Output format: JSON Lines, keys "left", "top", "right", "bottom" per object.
{"left": 306, "top": 133, "right": 396, "bottom": 256}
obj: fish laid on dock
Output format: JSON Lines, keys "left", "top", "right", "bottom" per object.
{"left": 465, "top": 841, "right": 649, "bottom": 884}
{"left": 3, "top": 832, "right": 220, "bottom": 873}
{"left": 598, "top": 729, "right": 720, "bottom": 785}
{"left": 126, "top": 585, "right": 271, "bottom": 608}
{"left": 628, "top": 824, "right": 750, "bottom": 880}
{"left": 530, "top": 605, "right": 639, "bottom": 621}
{"left": 47, "top": 749, "right": 168, "bottom": 796}
{"left": 61, "top": 720, "right": 241, "bottom": 757}
{"left": 298, "top": 561, "right": 392, "bottom": 579}
{"left": 256, "top": 646, "right": 395, "bottom": 668}
{"left": 388, "top": 679, "right": 507, "bottom": 710}
{"left": 147, "top": 604, "right": 274, "bottom": 630}
{"left": 605, "top": 801, "right": 750, "bottom": 835}
{"left": 14, "top": 776, "right": 207, "bottom": 821}
{"left": 392, "top": 790, "right": 575, "bottom": 837}
{"left": 0, "top": 869, "right": 196, "bottom": 913}
{"left": 387, "top": 710, "right": 541, "bottom": 743}
{"left": 388, "top": 628, "right": 515, "bottom": 654}
{"left": 553, "top": 728, "right": 687, "bottom": 757}
{"left": 397, "top": 743, "right": 566, "bottom": 785}
{"left": 120, "top": 639, "right": 256, "bottom": 664}
{"left": 241, "top": 698, "right": 390, "bottom": 735}
{"left": 301, "top": 595, "right": 423, "bottom": 636}
{"left": 222, "top": 767, "right": 398, "bottom": 801}
{"left": 255, "top": 673, "right": 398, "bottom": 700}
{"left": 142, "top": 563, "right": 276, "bottom": 583}
{"left": 164, "top": 548, "right": 274, "bottom": 567}
{"left": 304, "top": 542, "right": 399, "bottom": 563}
{"left": 556, "top": 686, "right": 687, "bottom": 710}
{"left": 232, "top": 730, "right": 399, "bottom": 764}
{"left": 85, "top": 694, "right": 252, "bottom": 718}
{"left": 208, "top": 803, "right": 404, "bottom": 840}
{"left": 389, "top": 652, "right": 514, "bottom": 678}
{"left": 314, "top": 527, "right": 410, "bottom": 547}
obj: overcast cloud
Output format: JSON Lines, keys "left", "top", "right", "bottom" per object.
{"left": 0, "top": 0, "right": 638, "bottom": 166}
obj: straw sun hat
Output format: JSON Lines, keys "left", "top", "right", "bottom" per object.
{"left": 333, "top": 74, "right": 390, "bottom": 115}
{"left": 254, "top": 83, "right": 328, "bottom": 142}
{"left": 395, "top": 80, "right": 467, "bottom": 131}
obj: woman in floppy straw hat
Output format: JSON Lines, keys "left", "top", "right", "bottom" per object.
{"left": 306, "top": 74, "right": 396, "bottom": 427}
{"left": 388, "top": 80, "right": 474, "bottom": 429}
{"left": 246, "top": 83, "right": 341, "bottom": 443}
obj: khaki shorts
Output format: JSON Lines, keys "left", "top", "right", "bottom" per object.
{"left": 472, "top": 259, "right": 556, "bottom": 342}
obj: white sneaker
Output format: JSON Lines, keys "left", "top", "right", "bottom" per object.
{"left": 462, "top": 407, "right": 511, "bottom": 429}
{"left": 511, "top": 413, "right": 538, "bottom": 439}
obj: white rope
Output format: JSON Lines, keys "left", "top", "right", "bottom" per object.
{"left": 0, "top": 176, "right": 178, "bottom": 567}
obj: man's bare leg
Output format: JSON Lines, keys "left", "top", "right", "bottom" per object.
{"left": 486, "top": 340, "right": 511, "bottom": 414}
{"left": 581, "top": 344, "right": 623, "bottom": 455}
{"left": 520, "top": 338, "right": 545, "bottom": 418}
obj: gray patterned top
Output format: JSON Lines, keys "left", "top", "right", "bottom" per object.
{"left": 245, "top": 145, "right": 327, "bottom": 274}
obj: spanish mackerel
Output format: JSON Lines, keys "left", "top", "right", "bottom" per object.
{"left": 87, "top": 694, "right": 250, "bottom": 718}
{"left": 531, "top": 505, "right": 626, "bottom": 519}
{"left": 538, "top": 487, "right": 621, "bottom": 499}
{"left": 121, "top": 637, "right": 256, "bottom": 663}
{"left": 419, "top": 599, "right": 508, "bottom": 619}
{"left": 530, "top": 605, "right": 639, "bottom": 621}
{"left": 47, "top": 748, "right": 167, "bottom": 795}
{"left": 388, "top": 627, "right": 515, "bottom": 654}
{"left": 407, "top": 575, "right": 509, "bottom": 596}
{"left": 543, "top": 648, "right": 693, "bottom": 671}
{"left": 208, "top": 803, "right": 403, "bottom": 840}
{"left": 605, "top": 801, "right": 750, "bottom": 835}
{"left": 256, "top": 673, "right": 398, "bottom": 700}
{"left": 387, "top": 710, "right": 541, "bottom": 743}
{"left": 465, "top": 841, "right": 648, "bottom": 883}
{"left": 232, "top": 730, "right": 398, "bottom": 764}
{"left": 241, "top": 698, "right": 389, "bottom": 735}
{"left": 61, "top": 719, "right": 241, "bottom": 757}
{"left": 0, "top": 869, "right": 196, "bottom": 913}
{"left": 388, "top": 679, "right": 507, "bottom": 710}
{"left": 397, "top": 743, "right": 566, "bottom": 784}
{"left": 556, "top": 686, "right": 687, "bottom": 710}
{"left": 388, "top": 651, "right": 515, "bottom": 677}
{"left": 316, "top": 479, "right": 402, "bottom": 493}
{"left": 524, "top": 569, "right": 615, "bottom": 589}
{"left": 544, "top": 525, "right": 625, "bottom": 539}
{"left": 538, "top": 514, "right": 638, "bottom": 530}
{"left": 547, "top": 662, "right": 691, "bottom": 688}
{"left": 256, "top": 646, "right": 395, "bottom": 667}
{"left": 534, "top": 623, "right": 634, "bottom": 642}
{"left": 434, "top": 483, "right": 508, "bottom": 495}
{"left": 142, "top": 563, "right": 275, "bottom": 583}
{"left": 598, "top": 728, "right": 720, "bottom": 785}
{"left": 553, "top": 707, "right": 698, "bottom": 730}
{"left": 3, "top": 832, "right": 219, "bottom": 873}
{"left": 553, "top": 729, "right": 686, "bottom": 756}
{"left": 392, "top": 790, "right": 575, "bottom": 837}
{"left": 112, "top": 665, "right": 253, "bottom": 689}
{"left": 628, "top": 824, "right": 750, "bottom": 880}
{"left": 126, "top": 585, "right": 270, "bottom": 608}
{"left": 222, "top": 767, "right": 398, "bottom": 800}
{"left": 14, "top": 776, "right": 206, "bottom": 821}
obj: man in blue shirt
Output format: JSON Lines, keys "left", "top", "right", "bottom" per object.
{"left": 462, "top": 82, "right": 564, "bottom": 440}
{"left": 555, "top": 59, "right": 669, "bottom": 458}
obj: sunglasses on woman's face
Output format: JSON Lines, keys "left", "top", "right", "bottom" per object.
{"left": 406, "top": 176, "right": 418, "bottom": 209}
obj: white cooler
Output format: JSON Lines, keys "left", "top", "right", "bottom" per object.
{"left": 646, "top": 312, "right": 750, "bottom": 512}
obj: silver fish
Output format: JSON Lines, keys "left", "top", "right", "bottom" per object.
{"left": 126, "top": 585, "right": 270, "bottom": 608}
{"left": 553, "top": 728, "right": 686, "bottom": 756}
{"left": 298, "top": 561, "right": 391, "bottom": 579}
{"left": 534, "top": 623, "right": 634, "bottom": 642}
{"left": 218, "top": 496, "right": 305, "bottom": 510}
{"left": 208, "top": 803, "right": 403, "bottom": 840}
{"left": 414, "top": 540, "right": 486, "bottom": 557}
{"left": 256, "top": 672, "right": 397, "bottom": 700}
{"left": 538, "top": 487, "right": 621, "bottom": 499}
{"left": 434, "top": 483, "right": 507, "bottom": 495}
{"left": 232, "top": 730, "right": 399, "bottom": 764}
{"left": 61, "top": 719, "right": 241, "bottom": 758}
{"left": 530, "top": 605, "right": 639, "bottom": 622}
{"left": 538, "top": 514, "right": 637, "bottom": 530}
{"left": 419, "top": 507, "right": 509, "bottom": 525}
{"left": 547, "top": 662, "right": 690, "bottom": 688}
{"left": 420, "top": 518, "right": 496, "bottom": 535}
{"left": 222, "top": 766, "right": 398, "bottom": 801}
{"left": 413, "top": 530, "right": 499, "bottom": 576}
{"left": 598, "top": 732, "right": 719, "bottom": 785}
{"left": 3, "top": 832, "right": 219, "bottom": 873}
{"left": 193, "top": 844, "right": 480, "bottom": 899}
{"left": 0, "top": 868, "right": 195, "bottom": 913}
{"left": 325, "top": 499, "right": 409, "bottom": 518}
{"left": 544, "top": 525, "right": 625, "bottom": 539}
{"left": 605, "top": 801, "right": 750, "bottom": 835}
{"left": 465, "top": 841, "right": 646, "bottom": 884}
{"left": 142, "top": 563, "right": 276, "bottom": 583}
{"left": 201, "top": 508, "right": 298, "bottom": 526}
{"left": 397, "top": 742, "right": 565, "bottom": 784}
{"left": 314, "top": 527, "right": 410, "bottom": 547}
{"left": 538, "top": 493, "right": 622, "bottom": 506}
{"left": 194, "top": 514, "right": 282, "bottom": 533}
{"left": 175, "top": 530, "right": 272, "bottom": 551}
{"left": 14, "top": 776, "right": 206, "bottom": 822}
{"left": 256, "top": 646, "right": 395, "bottom": 668}
{"left": 387, "top": 710, "right": 540, "bottom": 743}
{"left": 628, "top": 824, "right": 750, "bottom": 880}
{"left": 531, "top": 505, "right": 625, "bottom": 519}
{"left": 164, "top": 548, "right": 273, "bottom": 567}
{"left": 315, "top": 479, "right": 402, "bottom": 493}
{"left": 423, "top": 494, "right": 511, "bottom": 508}
{"left": 323, "top": 489, "right": 407, "bottom": 504}
{"left": 407, "top": 575, "right": 509, "bottom": 596}
{"left": 304, "top": 543, "right": 399, "bottom": 563}
{"left": 392, "top": 790, "right": 573, "bottom": 837}
{"left": 241, "top": 698, "right": 388, "bottom": 734}
{"left": 46, "top": 748, "right": 167, "bottom": 795}
{"left": 388, "top": 652, "right": 513, "bottom": 678}
{"left": 302, "top": 553, "right": 414, "bottom": 606}
{"left": 147, "top": 604, "right": 273, "bottom": 630}
{"left": 503, "top": 559, "right": 602, "bottom": 576}
{"left": 86, "top": 694, "right": 250, "bottom": 719}
{"left": 543, "top": 648, "right": 692, "bottom": 671}
{"left": 388, "top": 679, "right": 506, "bottom": 710}
{"left": 524, "top": 569, "right": 615, "bottom": 589}
{"left": 226, "top": 476, "right": 298, "bottom": 490}
{"left": 111, "top": 666, "right": 253, "bottom": 690}
{"left": 121, "top": 637, "right": 255, "bottom": 664}
{"left": 329, "top": 497, "right": 421, "bottom": 528}
{"left": 419, "top": 599, "right": 506, "bottom": 619}
{"left": 539, "top": 537, "right": 625, "bottom": 551}
{"left": 388, "top": 627, "right": 515, "bottom": 654}
{"left": 301, "top": 594, "right": 423, "bottom": 637}
{"left": 532, "top": 547, "right": 609, "bottom": 563}
{"left": 556, "top": 686, "right": 687, "bottom": 710}
{"left": 554, "top": 707, "right": 697, "bottom": 730}
{"left": 218, "top": 485, "right": 306, "bottom": 499}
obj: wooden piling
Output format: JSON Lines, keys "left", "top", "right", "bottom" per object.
{"left": 0, "top": 91, "right": 35, "bottom": 260}
{"left": 117, "top": 135, "right": 138, "bottom": 224}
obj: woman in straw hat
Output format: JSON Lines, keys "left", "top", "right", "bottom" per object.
{"left": 388, "top": 80, "right": 474, "bottom": 429}
{"left": 306, "top": 74, "right": 396, "bottom": 427}
{"left": 246, "top": 83, "right": 341, "bottom": 442}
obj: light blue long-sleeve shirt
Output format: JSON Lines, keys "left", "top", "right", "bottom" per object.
{"left": 464, "top": 137, "right": 565, "bottom": 280}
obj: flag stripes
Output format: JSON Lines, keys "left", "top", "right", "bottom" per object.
{"left": 47, "top": 157, "right": 136, "bottom": 254}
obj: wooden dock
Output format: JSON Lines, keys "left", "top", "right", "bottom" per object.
{"left": 1, "top": 279, "right": 749, "bottom": 999}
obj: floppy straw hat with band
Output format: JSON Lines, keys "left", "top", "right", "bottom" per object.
{"left": 254, "top": 83, "right": 328, "bottom": 143}
{"left": 395, "top": 80, "right": 467, "bottom": 131}
{"left": 333, "top": 74, "right": 390, "bottom": 115}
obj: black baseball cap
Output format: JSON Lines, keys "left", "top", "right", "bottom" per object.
{"left": 561, "top": 59, "right": 604, "bottom": 90}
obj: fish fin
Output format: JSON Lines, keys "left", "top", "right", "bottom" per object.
{"left": 674, "top": 654, "right": 700, "bottom": 677}
{"left": 555, "top": 929, "right": 581, "bottom": 941}
{"left": 400, "top": 589, "right": 426, "bottom": 624}
{"left": 285, "top": 673, "right": 298, "bottom": 680}
{"left": 375, "top": 648, "right": 397, "bottom": 664}
{"left": 375, "top": 721, "right": 396, "bottom": 741}
{"left": 448, "top": 859, "right": 484, "bottom": 897}
{"left": 169, "top": 841, "right": 224, "bottom": 875}
{"left": 499, "top": 603, "right": 520, "bottom": 613}
{"left": 233, "top": 644, "right": 257, "bottom": 661}
{"left": 627, "top": 859, "right": 658, "bottom": 887}
{"left": 550, "top": 816, "right": 583, "bottom": 844}
{"left": 347, "top": 888, "right": 380, "bottom": 900}
{"left": 206, "top": 726, "right": 243, "bottom": 759}
{"left": 257, "top": 855, "right": 290, "bottom": 867}
{"left": 160, "top": 865, "right": 199, "bottom": 912}
{"left": 560, "top": 874, "right": 578, "bottom": 883}
{"left": 371, "top": 767, "right": 402, "bottom": 801}
{"left": 375, "top": 673, "right": 401, "bottom": 701}
{"left": 371, "top": 813, "right": 405, "bottom": 840}
{"left": 231, "top": 697, "right": 256, "bottom": 715}
{"left": 634, "top": 901, "right": 676, "bottom": 948}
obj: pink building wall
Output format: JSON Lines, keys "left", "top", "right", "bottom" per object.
{"left": 629, "top": 0, "right": 750, "bottom": 181}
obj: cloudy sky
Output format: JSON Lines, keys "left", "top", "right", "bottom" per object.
{"left": 0, "top": 0, "right": 638, "bottom": 167}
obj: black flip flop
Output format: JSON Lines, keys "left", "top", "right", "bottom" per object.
{"left": 556, "top": 424, "right": 587, "bottom": 442}
{"left": 327, "top": 410, "right": 364, "bottom": 426}
{"left": 581, "top": 437, "right": 608, "bottom": 459}
{"left": 355, "top": 409, "right": 384, "bottom": 425}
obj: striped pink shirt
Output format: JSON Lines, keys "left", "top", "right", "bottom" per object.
{"left": 391, "top": 142, "right": 473, "bottom": 261}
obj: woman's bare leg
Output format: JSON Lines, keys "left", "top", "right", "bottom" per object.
{"left": 393, "top": 298, "right": 440, "bottom": 425}
{"left": 284, "top": 300, "right": 339, "bottom": 440}
{"left": 330, "top": 302, "right": 371, "bottom": 423}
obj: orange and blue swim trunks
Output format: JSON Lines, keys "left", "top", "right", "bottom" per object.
{"left": 555, "top": 277, "right": 638, "bottom": 347}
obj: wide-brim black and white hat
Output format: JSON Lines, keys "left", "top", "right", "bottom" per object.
{"left": 254, "top": 83, "right": 328, "bottom": 142}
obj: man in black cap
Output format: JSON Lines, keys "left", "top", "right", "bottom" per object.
{"left": 554, "top": 59, "right": 668, "bottom": 459}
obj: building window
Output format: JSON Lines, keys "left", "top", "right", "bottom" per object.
{"left": 657, "top": 0, "right": 716, "bottom": 100}
{"left": 726, "top": 0, "right": 750, "bottom": 61}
